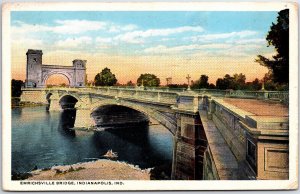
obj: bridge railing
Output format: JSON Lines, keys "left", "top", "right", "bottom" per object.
{"left": 22, "top": 86, "right": 289, "bottom": 104}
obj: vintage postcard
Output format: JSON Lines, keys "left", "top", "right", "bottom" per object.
{"left": 2, "top": 1, "right": 298, "bottom": 191}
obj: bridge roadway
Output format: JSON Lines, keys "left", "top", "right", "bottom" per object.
{"left": 20, "top": 87, "right": 289, "bottom": 180}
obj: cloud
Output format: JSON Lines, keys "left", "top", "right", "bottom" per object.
{"left": 54, "top": 36, "right": 92, "bottom": 48}
{"left": 231, "top": 38, "right": 266, "bottom": 44}
{"left": 109, "top": 24, "right": 138, "bottom": 33}
{"left": 95, "top": 37, "right": 113, "bottom": 44}
{"left": 115, "top": 26, "right": 204, "bottom": 44}
{"left": 12, "top": 37, "right": 44, "bottom": 48}
{"left": 191, "top": 30, "right": 258, "bottom": 42}
{"left": 11, "top": 20, "right": 138, "bottom": 36}
{"left": 11, "top": 21, "right": 51, "bottom": 37}
{"left": 143, "top": 42, "right": 264, "bottom": 58}
{"left": 52, "top": 20, "right": 107, "bottom": 34}
{"left": 12, "top": 20, "right": 107, "bottom": 36}
{"left": 143, "top": 44, "right": 231, "bottom": 54}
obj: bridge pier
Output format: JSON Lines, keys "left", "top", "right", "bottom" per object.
{"left": 48, "top": 91, "right": 62, "bottom": 111}
{"left": 73, "top": 109, "right": 95, "bottom": 129}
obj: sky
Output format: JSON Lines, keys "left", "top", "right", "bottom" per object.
{"left": 11, "top": 11, "right": 279, "bottom": 85}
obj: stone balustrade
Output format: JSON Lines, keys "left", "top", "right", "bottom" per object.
{"left": 22, "top": 86, "right": 288, "bottom": 104}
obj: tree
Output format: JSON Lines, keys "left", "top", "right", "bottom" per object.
{"left": 233, "top": 73, "right": 246, "bottom": 89}
{"left": 216, "top": 74, "right": 234, "bottom": 90}
{"left": 168, "top": 84, "right": 188, "bottom": 89}
{"left": 256, "top": 9, "right": 289, "bottom": 84}
{"left": 137, "top": 74, "right": 160, "bottom": 87}
{"left": 245, "top": 78, "right": 262, "bottom": 91}
{"left": 208, "top": 83, "right": 216, "bottom": 89}
{"left": 191, "top": 74, "right": 209, "bottom": 89}
{"left": 126, "top": 80, "right": 135, "bottom": 86}
{"left": 216, "top": 73, "right": 246, "bottom": 90}
{"left": 94, "top": 68, "right": 117, "bottom": 86}
{"left": 11, "top": 79, "right": 24, "bottom": 97}
{"left": 216, "top": 78, "right": 227, "bottom": 90}
{"left": 199, "top": 75, "right": 209, "bottom": 88}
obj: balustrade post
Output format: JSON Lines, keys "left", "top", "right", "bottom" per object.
{"left": 198, "top": 95, "right": 205, "bottom": 110}
{"left": 193, "top": 95, "right": 200, "bottom": 112}
{"left": 263, "top": 91, "right": 269, "bottom": 100}
{"left": 118, "top": 89, "right": 123, "bottom": 98}
{"left": 207, "top": 98, "right": 215, "bottom": 120}
{"left": 157, "top": 92, "right": 161, "bottom": 102}
{"left": 134, "top": 89, "right": 138, "bottom": 98}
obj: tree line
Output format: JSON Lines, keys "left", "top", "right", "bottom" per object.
{"left": 92, "top": 68, "right": 287, "bottom": 91}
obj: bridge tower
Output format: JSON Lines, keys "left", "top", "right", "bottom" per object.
{"left": 73, "top": 59, "right": 87, "bottom": 87}
{"left": 26, "top": 49, "right": 43, "bottom": 87}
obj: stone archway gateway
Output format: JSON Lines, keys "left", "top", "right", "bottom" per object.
{"left": 25, "top": 49, "right": 87, "bottom": 88}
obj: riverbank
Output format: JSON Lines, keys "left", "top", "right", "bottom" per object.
{"left": 26, "top": 159, "right": 151, "bottom": 180}
{"left": 11, "top": 97, "right": 46, "bottom": 108}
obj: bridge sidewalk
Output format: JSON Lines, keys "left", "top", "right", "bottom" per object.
{"left": 199, "top": 110, "right": 239, "bottom": 180}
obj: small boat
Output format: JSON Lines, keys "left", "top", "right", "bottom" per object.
{"left": 103, "top": 149, "right": 118, "bottom": 159}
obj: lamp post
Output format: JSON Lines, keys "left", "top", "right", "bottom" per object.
{"left": 186, "top": 74, "right": 191, "bottom": 91}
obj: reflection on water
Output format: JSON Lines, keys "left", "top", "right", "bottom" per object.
{"left": 11, "top": 106, "right": 173, "bottom": 178}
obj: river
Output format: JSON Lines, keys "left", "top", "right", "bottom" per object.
{"left": 11, "top": 106, "right": 173, "bottom": 179}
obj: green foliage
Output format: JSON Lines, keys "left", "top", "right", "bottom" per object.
{"left": 126, "top": 80, "right": 135, "bottom": 86}
{"left": 168, "top": 84, "right": 188, "bottom": 89}
{"left": 59, "top": 83, "right": 67, "bottom": 87}
{"left": 11, "top": 79, "right": 24, "bottom": 97}
{"left": 256, "top": 9, "right": 289, "bottom": 84}
{"left": 137, "top": 73, "right": 160, "bottom": 87}
{"left": 216, "top": 74, "right": 234, "bottom": 90}
{"left": 46, "top": 85, "right": 54, "bottom": 88}
{"left": 245, "top": 78, "right": 262, "bottom": 91}
{"left": 262, "top": 72, "right": 288, "bottom": 91}
{"left": 94, "top": 67, "right": 117, "bottom": 86}
{"left": 191, "top": 74, "right": 210, "bottom": 89}
{"left": 216, "top": 73, "right": 247, "bottom": 90}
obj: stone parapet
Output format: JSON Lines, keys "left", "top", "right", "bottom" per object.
{"left": 202, "top": 97, "right": 289, "bottom": 180}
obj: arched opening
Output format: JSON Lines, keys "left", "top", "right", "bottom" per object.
{"left": 91, "top": 105, "right": 149, "bottom": 129}
{"left": 45, "top": 74, "right": 70, "bottom": 87}
{"left": 90, "top": 104, "right": 173, "bottom": 179}
{"left": 59, "top": 95, "right": 78, "bottom": 109}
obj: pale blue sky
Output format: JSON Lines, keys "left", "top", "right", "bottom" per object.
{"left": 11, "top": 11, "right": 279, "bottom": 84}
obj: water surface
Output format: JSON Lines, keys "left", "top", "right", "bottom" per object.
{"left": 11, "top": 106, "right": 173, "bottom": 176}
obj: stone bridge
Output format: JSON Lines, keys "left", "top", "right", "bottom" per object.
{"left": 20, "top": 87, "right": 289, "bottom": 180}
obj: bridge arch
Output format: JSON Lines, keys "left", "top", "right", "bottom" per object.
{"left": 45, "top": 91, "right": 83, "bottom": 110}
{"left": 89, "top": 99, "right": 177, "bottom": 135}
{"left": 59, "top": 93, "right": 81, "bottom": 103}
{"left": 59, "top": 95, "right": 79, "bottom": 109}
